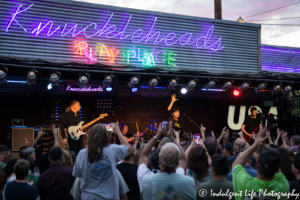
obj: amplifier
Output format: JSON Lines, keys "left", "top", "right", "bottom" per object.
{"left": 12, "top": 128, "right": 34, "bottom": 151}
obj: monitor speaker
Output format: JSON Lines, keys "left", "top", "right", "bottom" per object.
{"left": 12, "top": 128, "right": 34, "bottom": 151}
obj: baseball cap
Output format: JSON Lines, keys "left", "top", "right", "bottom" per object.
{"left": 224, "top": 143, "right": 233, "bottom": 154}
{"left": 259, "top": 148, "right": 282, "bottom": 171}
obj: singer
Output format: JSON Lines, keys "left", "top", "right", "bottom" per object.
{"left": 167, "top": 94, "right": 185, "bottom": 139}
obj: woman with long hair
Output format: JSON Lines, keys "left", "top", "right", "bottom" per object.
{"left": 73, "top": 123, "right": 130, "bottom": 200}
{"left": 61, "top": 149, "right": 73, "bottom": 168}
{"left": 277, "top": 148, "right": 297, "bottom": 181}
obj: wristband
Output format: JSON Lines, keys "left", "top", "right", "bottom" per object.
{"left": 154, "top": 136, "right": 158, "bottom": 140}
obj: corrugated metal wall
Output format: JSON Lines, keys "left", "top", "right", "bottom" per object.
{"left": 261, "top": 44, "right": 300, "bottom": 73}
{"left": 0, "top": 0, "right": 261, "bottom": 74}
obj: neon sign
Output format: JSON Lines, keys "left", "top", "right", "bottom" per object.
{"left": 66, "top": 86, "right": 103, "bottom": 92}
{"left": 75, "top": 42, "right": 176, "bottom": 67}
{"left": 6, "top": 3, "right": 225, "bottom": 52}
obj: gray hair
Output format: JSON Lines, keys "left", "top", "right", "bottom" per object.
{"left": 159, "top": 143, "right": 180, "bottom": 173}
{"left": 21, "top": 147, "right": 35, "bottom": 159}
{"left": 233, "top": 138, "right": 247, "bottom": 154}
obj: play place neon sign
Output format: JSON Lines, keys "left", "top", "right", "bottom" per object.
{"left": 6, "top": 3, "right": 225, "bottom": 51}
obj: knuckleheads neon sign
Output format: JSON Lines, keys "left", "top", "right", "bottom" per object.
{"left": 6, "top": 3, "right": 225, "bottom": 52}
{"left": 66, "top": 86, "right": 103, "bottom": 92}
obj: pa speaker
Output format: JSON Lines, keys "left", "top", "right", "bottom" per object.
{"left": 12, "top": 128, "right": 34, "bottom": 151}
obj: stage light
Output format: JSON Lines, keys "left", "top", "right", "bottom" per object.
{"left": 181, "top": 88, "right": 187, "bottom": 94}
{"left": 271, "top": 84, "right": 282, "bottom": 94}
{"left": 47, "top": 83, "right": 53, "bottom": 90}
{"left": 148, "top": 77, "right": 160, "bottom": 89}
{"left": 187, "top": 79, "right": 198, "bottom": 91}
{"left": 131, "top": 87, "right": 138, "bottom": 92}
{"left": 282, "top": 84, "right": 292, "bottom": 94}
{"left": 103, "top": 74, "right": 114, "bottom": 88}
{"left": 0, "top": 67, "right": 8, "bottom": 83}
{"left": 222, "top": 80, "right": 233, "bottom": 91}
{"left": 49, "top": 72, "right": 60, "bottom": 86}
{"left": 168, "top": 78, "right": 178, "bottom": 90}
{"left": 106, "top": 86, "right": 113, "bottom": 92}
{"left": 27, "top": 69, "right": 38, "bottom": 85}
{"left": 205, "top": 79, "right": 216, "bottom": 89}
{"left": 233, "top": 89, "right": 240, "bottom": 96}
{"left": 255, "top": 82, "right": 267, "bottom": 93}
{"left": 238, "top": 81, "right": 250, "bottom": 92}
{"left": 128, "top": 75, "right": 140, "bottom": 88}
{"left": 79, "top": 73, "right": 90, "bottom": 88}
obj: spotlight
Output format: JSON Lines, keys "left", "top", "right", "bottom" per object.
{"left": 168, "top": 78, "right": 178, "bottom": 90}
{"left": 128, "top": 75, "right": 140, "bottom": 88}
{"left": 27, "top": 69, "right": 38, "bottom": 85}
{"left": 49, "top": 72, "right": 60, "bottom": 86}
{"left": 47, "top": 83, "right": 53, "bottom": 90}
{"left": 181, "top": 88, "right": 187, "bottom": 94}
{"left": 238, "top": 81, "right": 250, "bottom": 92}
{"left": 79, "top": 73, "right": 90, "bottom": 88}
{"left": 148, "top": 77, "right": 160, "bottom": 89}
{"left": 222, "top": 80, "right": 233, "bottom": 91}
{"left": 282, "top": 84, "right": 292, "bottom": 94}
{"left": 0, "top": 67, "right": 8, "bottom": 83}
{"left": 103, "top": 74, "right": 114, "bottom": 88}
{"left": 131, "top": 87, "right": 138, "bottom": 92}
{"left": 255, "top": 82, "right": 267, "bottom": 93}
{"left": 187, "top": 79, "right": 198, "bottom": 91}
{"left": 271, "top": 84, "right": 282, "bottom": 94}
{"left": 205, "top": 79, "right": 216, "bottom": 89}
{"left": 233, "top": 89, "right": 240, "bottom": 97}
{"left": 106, "top": 86, "right": 113, "bottom": 92}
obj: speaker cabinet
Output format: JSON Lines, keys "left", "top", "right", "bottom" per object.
{"left": 12, "top": 128, "right": 34, "bottom": 151}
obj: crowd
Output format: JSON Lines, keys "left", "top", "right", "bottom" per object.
{"left": 0, "top": 121, "right": 299, "bottom": 200}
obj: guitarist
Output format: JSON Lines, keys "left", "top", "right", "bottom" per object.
{"left": 61, "top": 100, "right": 82, "bottom": 154}
{"left": 116, "top": 124, "right": 139, "bottom": 144}
{"left": 241, "top": 106, "right": 262, "bottom": 143}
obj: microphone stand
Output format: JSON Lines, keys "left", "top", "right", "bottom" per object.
{"left": 184, "top": 113, "right": 201, "bottom": 129}
{"left": 185, "top": 117, "right": 188, "bottom": 144}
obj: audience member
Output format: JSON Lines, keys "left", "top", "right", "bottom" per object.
{"left": 0, "top": 159, "right": 18, "bottom": 199}
{"left": 70, "top": 169, "right": 129, "bottom": 200}
{"left": 22, "top": 147, "right": 39, "bottom": 187}
{"left": 137, "top": 122, "right": 185, "bottom": 191}
{"left": 141, "top": 142, "right": 195, "bottom": 200}
{"left": 67, "top": 150, "right": 76, "bottom": 165}
{"left": 203, "top": 137, "right": 217, "bottom": 157}
{"left": 117, "top": 145, "right": 140, "bottom": 200}
{"left": 229, "top": 138, "right": 256, "bottom": 169}
{"left": 62, "top": 149, "right": 73, "bottom": 168}
{"left": 73, "top": 123, "right": 129, "bottom": 200}
{"left": 37, "top": 147, "right": 75, "bottom": 200}
{"left": 226, "top": 152, "right": 257, "bottom": 182}
{"left": 19, "top": 146, "right": 27, "bottom": 158}
{"left": 289, "top": 135, "right": 300, "bottom": 152}
{"left": 0, "top": 146, "right": 10, "bottom": 172}
{"left": 289, "top": 153, "right": 300, "bottom": 200}
{"left": 232, "top": 129, "right": 289, "bottom": 200}
{"left": 4, "top": 159, "right": 39, "bottom": 200}
{"left": 185, "top": 142, "right": 212, "bottom": 187}
{"left": 31, "top": 126, "right": 60, "bottom": 174}
{"left": 277, "top": 148, "right": 297, "bottom": 181}
{"left": 196, "top": 154, "right": 234, "bottom": 200}
{"left": 223, "top": 143, "right": 234, "bottom": 157}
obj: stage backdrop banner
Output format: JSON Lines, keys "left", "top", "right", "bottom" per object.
{"left": 0, "top": 0, "right": 261, "bottom": 74}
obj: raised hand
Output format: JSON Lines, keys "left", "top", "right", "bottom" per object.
{"left": 37, "top": 127, "right": 45, "bottom": 138}
{"left": 221, "top": 127, "right": 227, "bottom": 136}
{"left": 237, "top": 130, "right": 243, "bottom": 138}
{"left": 174, "top": 130, "right": 181, "bottom": 138}
{"left": 224, "top": 129, "right": 229, "bottom": 139}
{"left": 277, "top": 128, "right": 281, "bottom": 137}
{"left": 156, "top": 123, "right": 165, "bottom": 138}
{"left": 171, "top": 94, "right": 178, "bottom": 102}
{"left": 255, "top": 128, "right": 268, "bottom": 144}
{"left": 165, "top": 121, "right": 173, "bottom": 140}
{"left": 200, "top": 124, "right": 206, "bottom": 134}
{"left": 111, "top": 122, "right": 121, "bottom": 134}
{"left": 265, "top": 130, "right": 270, "bottom": 137}
{"left": 52, "top": 124, "right": 59, "bottom": 136}
{"left": 211, "top": 130, "right": 215, "bottom": 139}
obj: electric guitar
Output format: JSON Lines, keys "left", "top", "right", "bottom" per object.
{"left": 67, "top": 113, "right": 108, "bottom": 140}
{"left": 243, "top": 123, "right": 278, "bottom": 142}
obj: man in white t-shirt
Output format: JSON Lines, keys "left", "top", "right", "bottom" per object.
{"left": 137, "top": 122, "right": 186, "bottom": 191}
{"left": 141, "top": 142, "right": 195, "bottom": 200}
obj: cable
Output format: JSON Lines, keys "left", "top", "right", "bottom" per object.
{"left": 262, "top": 29, "right": 300, "bottom": 40}
{"left": 158, "top": 0, "right": 183, "bottom": 11}
{"left": 244, "top": 1, "right": 300, "bottom": 19}
{"left": 247, "top": 16, "right": 300, "bottom": 22}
